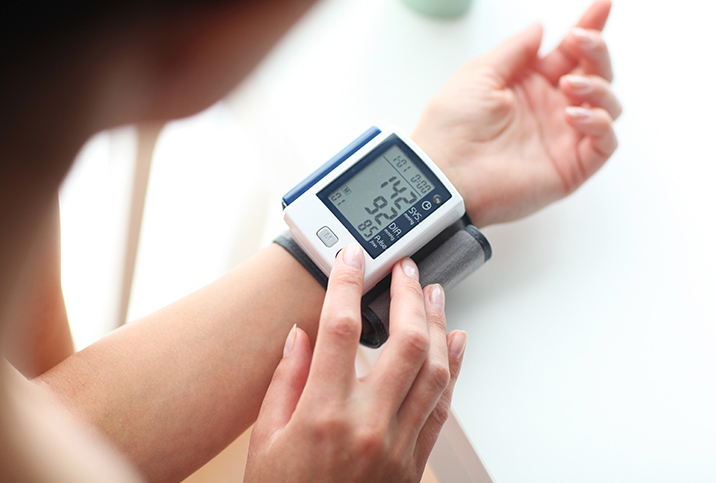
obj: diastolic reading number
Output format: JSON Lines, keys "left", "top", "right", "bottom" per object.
{"left": 358, "top": 176, "right": 418, "bottom": 239}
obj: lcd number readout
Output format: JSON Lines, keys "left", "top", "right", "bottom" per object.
{"left": 326, "top": 145, "right": 435, "bottom": 242}
{"left": 369, "top": 207, "right": 423, "bottom": 250}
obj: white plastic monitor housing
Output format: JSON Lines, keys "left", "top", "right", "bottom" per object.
{"left": 283, "top": 127, "right": 465, "bottom": 293}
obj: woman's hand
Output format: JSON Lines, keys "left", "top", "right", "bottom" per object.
{"left": 413, "top": 0, "right": 620, "bottom": 227}
{"left": 243, "top": 244, "right": 467, "bottom": 483}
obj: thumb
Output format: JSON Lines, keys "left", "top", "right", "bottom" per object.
{"left": 480, "top": 22, "right": 543, "bottom": 84}
{"left": 252, "top": 325, "right": 312, "bottom": 441}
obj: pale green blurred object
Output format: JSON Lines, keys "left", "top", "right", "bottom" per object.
{"left": 401, "top": 0, "right": 473, "bottom": 17}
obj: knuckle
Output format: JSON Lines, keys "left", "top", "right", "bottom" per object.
{"left": 426, "top": 359, "right": 451, "bottom": 393}
{"left": 595, "top": 107, "right": 613, "bottom": 125}
{"left": 590, "top": 77, "right": 608, "bottom": 97}
{"left": 588, "top": 74, "right": 608, "bottom": 86}
{"left": 311, "top": 407, "right": 350, "bottom": 441}
{"left": 426, "top": 309, "right": 447, "bottom": 333}
{"left": 592, "top": 129, "right": 618, "bottom": 160}
{"left": 585, "top": 107, "right": 608, "bottom": 129}
{"left": 355, "top": 426, "right": 386, "bottom": 458}
{"left": 579, "top": 29, "right": 607, "bottom": 52}
{"left": 391, "top": 273, "right": 424, "bottom": 300}
{"left": 431, "top": 399, "right": 452, "bottom": 428}
{"left": 399, "top": 327, "right": 430, "bottom": 360}
{"left": 601, "top": 134, "right": 618, "bottom": 158}
{"left": 594, "top": 35, "right": 608, "bottom": 54}
{"left": 326, "top": 311, "right": 360, "bottom": 340}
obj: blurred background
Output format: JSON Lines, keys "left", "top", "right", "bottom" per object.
{"left": 59, "top": 0, "right": 716, "bottom": 481}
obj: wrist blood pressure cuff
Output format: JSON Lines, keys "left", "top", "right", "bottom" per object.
{"left": 274, "top": 214, "right": 491, "bottom": 348}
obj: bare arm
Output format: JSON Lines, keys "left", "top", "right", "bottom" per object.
{"left": 35, "top": 3, "right": 619, "bottom": 482}
{"left": 37, "top": 244, "right": 325, "bottom": 483}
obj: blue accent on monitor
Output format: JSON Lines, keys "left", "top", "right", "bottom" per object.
{"left": 282, "top": 127, "right": 382, "bottom": 208}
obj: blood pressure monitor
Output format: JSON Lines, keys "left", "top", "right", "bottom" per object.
{"left": 282, "top": 127, "right": 465, "bottom": 293}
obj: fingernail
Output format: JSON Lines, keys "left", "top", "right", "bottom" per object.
{"left": 283, "top": 324, "right": 297, "bottom": 358}
{"left": 429, "top": 284, "right": 445, "bottom": 312}
{"left": 401, "top": 258, "right": 419, "bottom": 282}
{"left": 572, "top": 27, "right": 597, "bottom": 47}
{"left": 565, "top": 106, "right": 593, "bottom": 122}
{"left": 342, "top": 243, "right": 364, "bottom": 270}
{"left": 564, "top": 75, "right": 592, "bottom": 94}
{"left": 449, "top": 331, "right": 467, "bottom": 361}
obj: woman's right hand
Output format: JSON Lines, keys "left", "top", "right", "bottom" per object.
{"left": 243, "top": 243, "right": 467, "bottom": 483}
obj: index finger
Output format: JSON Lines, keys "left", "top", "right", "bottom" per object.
{"left": 369, "top": 259, "right": 431, "bottom": 407}
{"left": 536, "top": 0, "right": 612, "bottom": 84}
{"left": 308, "top": 243, "right": 365, "bottom": 393}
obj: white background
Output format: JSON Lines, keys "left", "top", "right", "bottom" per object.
{"left": 60, "top": 0, "right": 716, "bottom": 481}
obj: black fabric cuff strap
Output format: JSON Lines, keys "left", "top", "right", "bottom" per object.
{"left": 274, "top": 233, "right": 328, "bottom": 289}
{"left": 274, "top": 213, "right": 491, "bottom": 348}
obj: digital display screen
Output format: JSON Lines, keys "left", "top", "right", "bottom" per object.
{"left": 318, "top": 136, "right": 451, "bottom": 259}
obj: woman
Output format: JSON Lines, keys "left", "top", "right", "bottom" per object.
{"left": 0, "top": 0, "right": 619, "bottom": 481}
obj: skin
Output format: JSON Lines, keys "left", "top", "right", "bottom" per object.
{"left": 0, "top": 1, "right": 619, "bottom": 482}
{"left": 3, "top": 197, "right": 74, "bottom": 378}
{"left": 413, "top": 3, "right": 620, "bottom": 227}
{"left": 245, "top": 249, "right": 464, "bottom": 483}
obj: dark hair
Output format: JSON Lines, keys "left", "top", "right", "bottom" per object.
{"left": 1, "top": 1, "right": 237, "bottom": 64}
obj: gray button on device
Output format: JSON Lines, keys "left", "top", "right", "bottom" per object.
{"left": 316, "top": 226, "right": 339, "bottom": 248}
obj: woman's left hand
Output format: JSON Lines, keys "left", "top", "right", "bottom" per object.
{"left": 413, "top": 0, "right": 621, "bottom": 227}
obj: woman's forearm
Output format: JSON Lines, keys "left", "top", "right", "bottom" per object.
{"left": 36, "top": 244, "right": 325, "bottom": 483}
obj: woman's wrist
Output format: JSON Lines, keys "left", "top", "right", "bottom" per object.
{"left": 411, "top": 129, "right": 486, "bottom": 228}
